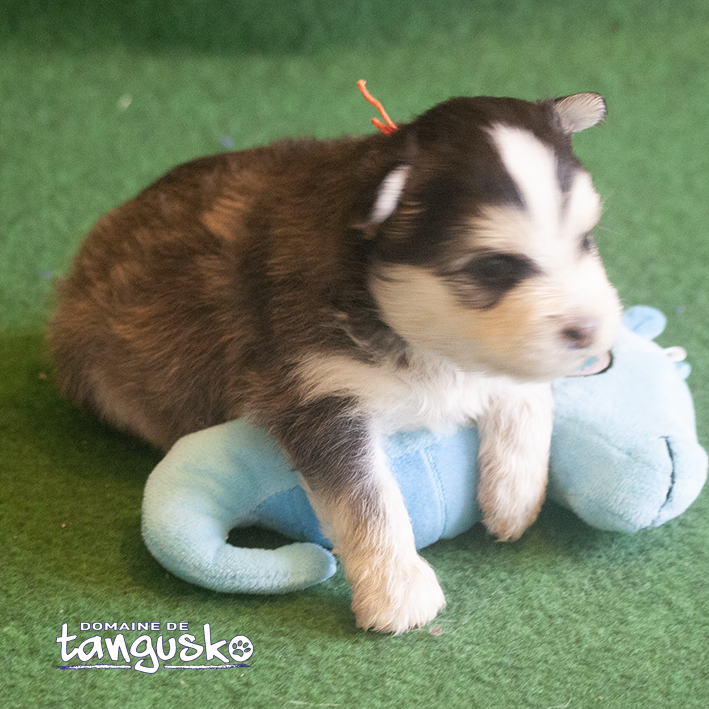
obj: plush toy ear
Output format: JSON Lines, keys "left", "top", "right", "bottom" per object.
{"left": 367, "top": 164, "right": 411, "bottom": 227}
{"left": 554, "top": 93, "right": 607, "bottom": 133}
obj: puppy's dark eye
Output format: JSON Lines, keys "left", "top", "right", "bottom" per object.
{"left": 478, "top": 256, "right": 507, "bottom": 280}
{"left": 580, "top": 231, "right": 596, "bottom": 252}
{"left": 467, "top": 253, "right": 536, "bottom": 289}
{"left": 448, "top": 252, "right": 539, "bottom": 309}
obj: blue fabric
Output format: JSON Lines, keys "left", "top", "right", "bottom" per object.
{"left": 142, "top": 307, "right": 707, "bottom": 594}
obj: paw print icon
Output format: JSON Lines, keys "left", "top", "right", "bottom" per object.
{"left": 229, "top": 636, "right": 254, "bottom": 662}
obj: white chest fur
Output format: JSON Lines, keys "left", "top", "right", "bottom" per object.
{"left": 294, "top": 347, "right": 528, "bottom": 434}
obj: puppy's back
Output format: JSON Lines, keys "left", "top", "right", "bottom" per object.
{"left": 49, "top": 136, "right": 395, "bottom": 448}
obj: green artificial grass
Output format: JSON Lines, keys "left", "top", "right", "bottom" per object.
{"left": 2, "top": 1, "right": 709, "bottom": 707}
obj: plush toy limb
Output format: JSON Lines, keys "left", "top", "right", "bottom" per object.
{"left": 142, "top": 420, "right": 482, "bottom": 593}
{"left": 142, "top": 423, "right": 336, "bottom": 593}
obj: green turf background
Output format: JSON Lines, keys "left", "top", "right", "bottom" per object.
{"left": 2, "top": 1, "right": 709, "bottom": 707}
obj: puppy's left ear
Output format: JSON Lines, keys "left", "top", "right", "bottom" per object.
{"left": 365, "top": 164, "right": 411, "bottom": 229}
{"left": 554, "top": 93, "right": 607, "bottom": 133}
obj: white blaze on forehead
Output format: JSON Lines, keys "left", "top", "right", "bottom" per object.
{"left": 481, "top": 124, "right": 602, "bottom": 260}
{"left": 488, "top": 124, "right": 562, "bottom": 236}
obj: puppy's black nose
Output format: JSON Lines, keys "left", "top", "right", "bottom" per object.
{"left": 561, "top": 318, "right": 597, "bottom": 349}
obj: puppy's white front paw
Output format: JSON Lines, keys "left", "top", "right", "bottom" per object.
{"left": 479, "top": 478, "right": 546, "bottom": 542}
{"left": 349, "top": 554, "right": 446, "bottom": 635}
{"left": 476, "top": 381, "right": 554, "bottom": 542}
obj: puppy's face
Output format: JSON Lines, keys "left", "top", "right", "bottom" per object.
{"left": 369, "top": 94, "right": 622, "bottom": 380}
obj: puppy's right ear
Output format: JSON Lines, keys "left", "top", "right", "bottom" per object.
{"left": 554, "top": 93, "right": 607, "bottom": 133}
{"left": 365, "top": 165, "right": 411, "bottom": 230}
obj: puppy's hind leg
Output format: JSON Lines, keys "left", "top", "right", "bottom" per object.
{"left": 272, "top": 397, "right": 446, "bottom": 635}
{"left": 476, "top": 382, "right": 554, "bottom": 542}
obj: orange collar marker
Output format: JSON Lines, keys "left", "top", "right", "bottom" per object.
{"left": 357, "top": 80, "right": 398, "bottom": 135}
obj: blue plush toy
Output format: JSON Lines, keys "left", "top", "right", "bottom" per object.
{"left": 142, "top": 307, "right": 707, "bottom": 594}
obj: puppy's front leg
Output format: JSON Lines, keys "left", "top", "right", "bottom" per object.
{"left": 272, "top": 397, "right": 445, "bottom": 634}
{"left": 476, "top": 382, "right": 554, "bottom": 542}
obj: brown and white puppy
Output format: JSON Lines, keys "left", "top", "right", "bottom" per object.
{"left": 49, "top": 92, "right": 622, "bottom": 634}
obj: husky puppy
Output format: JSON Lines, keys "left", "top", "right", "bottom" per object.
{"left": 49, "top": 92, "right": 621, "bottom": 634}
